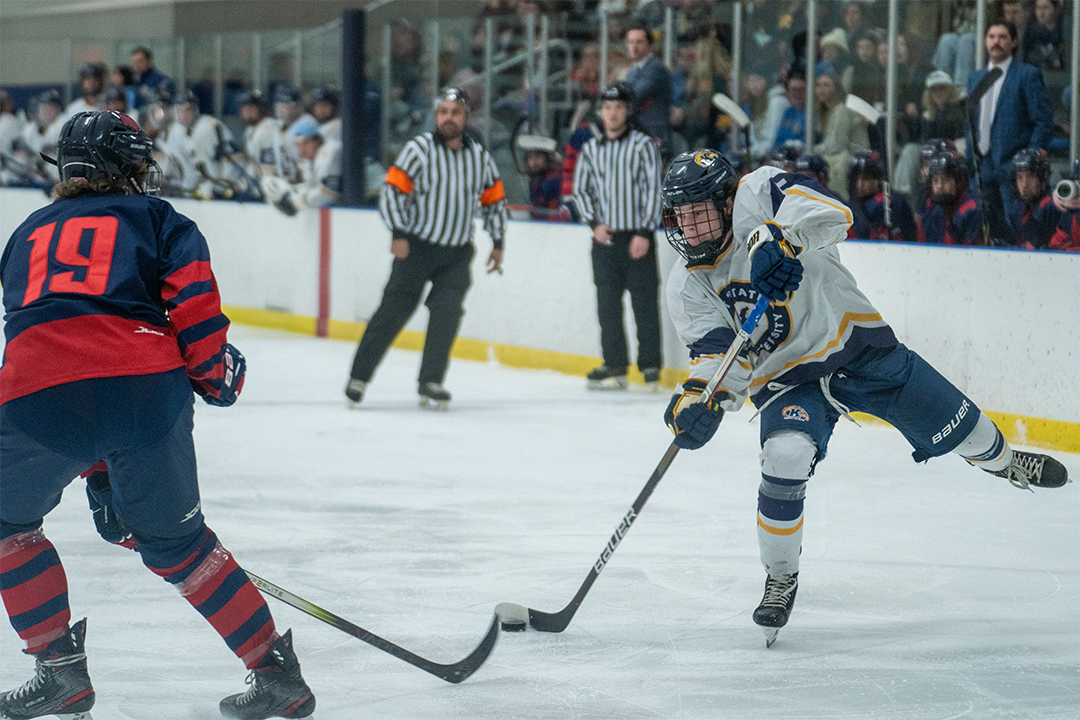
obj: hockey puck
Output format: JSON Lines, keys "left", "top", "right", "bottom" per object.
{"left": 500, "top": 620, "right": 527, "bottom": 632}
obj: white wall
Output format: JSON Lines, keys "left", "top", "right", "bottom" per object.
{"left": 2, "top": 189, "right": 1077, "bottom": 424}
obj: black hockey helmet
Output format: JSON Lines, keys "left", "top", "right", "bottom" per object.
{"left": 311, "top": 87, "right": 339, "bottom": 107}
{"left": 766, "top": 139, "right": 804, "bottom": 171}
{"left": 53, "top": 111, "right": 159, "bottom": 194}
{"left": 1010, "top": 147, "right": 1051, "bottom": 181}
{"left": 928, "top": 150, "right": 968, "bottom": 186}
{"left": 661, "top": 149, "right": 739, "bottom": 264}
{"left": 919, "top": 138, "right": 957, "bottom": 166}
{"left": 795, "top": 153, "right": 830, "bottom": 183}
{"left": 237, "top": 90, "right": 267, "bottom": 112}
{"left": 599, "top": 81, "right": 635, "bottom": 107}
{"left": 849, "top": 151, "right": 885, "bottom": 181}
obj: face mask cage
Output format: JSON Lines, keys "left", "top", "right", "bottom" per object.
{"left": 663, "top": 201, "right": 729, "bottom": 264}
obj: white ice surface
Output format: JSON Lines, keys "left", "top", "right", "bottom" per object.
{"left": 2, "top": 325, "right": 1078, "bottom": 720}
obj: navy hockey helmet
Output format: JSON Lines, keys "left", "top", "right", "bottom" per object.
{"left": 766, "top": 139, "right": 804, "bottom": 171}
{"left": 54, "top": 111, "right": 159, "bottom": 195}
{"left": 849, "top": 151, "right": 885, "bottom": 181}
{"left": 1010, "top": 147, "right": 1051, "bottom": 181}
{"left": 661, "top": 149, "right": 739, "bottom": 264}
{"left": 599, "top": 81, "right": 635, "bottom": 107}
{"left": 795, "top": 153, "right": 830, "bottom": 183}
{"left": 919, "top": 138, "right": 957, "bottom": 166}
{"left": 928, "top": 150, "right": 968, "bottom": 188}
{"left": 311, "top": 87, "right": 339, "bottom": 107}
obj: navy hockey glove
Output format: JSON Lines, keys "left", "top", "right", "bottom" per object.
{"left": 84, "top": 467, "right": 134, "bottom": 549}
{"left": 748, "top": 223, "right": 803, "bottom": 302}
{"left": 664, "top": 380, "right": 729, "bottom": 450}
{"left": 193, "top": 343, "right": 247, "bottom": 407}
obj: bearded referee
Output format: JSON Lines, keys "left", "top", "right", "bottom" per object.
{"left": 345, "top": 87, "right": 507, "bottom": 409}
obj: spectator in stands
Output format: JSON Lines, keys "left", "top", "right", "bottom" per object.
{"left": 571, "top": 44, "right": 604, "bottom": 102}
{"left": 920, "top": 150, "right": 982, "bottom": 246}
{"left": 932, "top": 0, "right": 979, "bottom": 91}
{"left": 130, "top": 47, "right": 175, "bottom": 109}
{"left": 819, "top": 28, "right": 853, "bottom": 93}
{"left": 920, "top": 71, "right": 966, "bottom": 143}
{"left": 746, "top": 61, "right": 788, "bottom": 162}
{"left": 840, "top": 0, "right": 870, "bottom": 45}
{"left": 1002, "top": 1, "right": 1033, "bottom": 54}
{"left": 848, "top": 150, "right": 918, "bottom": 243}
{"left": 772, "top": 69, "right": 810, "bottom": 152}
{"left": 1006, "top": 148, "right": 1060, "bottom": 249}
{"left": 967, "top": 19, "right": 1054, "bottom": 245}
{"left": 849, "top": 31, "right": 886, "bottom": 106}
{"left": 1023, "top": 0, "right": 1067, "bottom": 71}
{"left": 65, "top": 63, "right": 107, "bottom": 119}
{"left": 813, "top": 71, "right": 869, "bottom": 201}
{"left": 110, "top": 66, "right": 138, "bottom": 111}
{"left": 623, "top": 22, "right": 672, "bottom": 153}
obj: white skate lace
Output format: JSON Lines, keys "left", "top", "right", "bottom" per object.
{"left": 760, "top": 575, "right": 797, "bottom": 608}
{"left": 235, "top": 671, "right": 260, "bottom": 706}
{"left": 7, "top": 652, "right": 85, "bottom": 701}
{"left": 997, "top": 453, "right": 1044, "bottom": 491}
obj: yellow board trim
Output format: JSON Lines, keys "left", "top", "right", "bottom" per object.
{"left": 222, "top": 305, "right": 1080, "bottom": 454}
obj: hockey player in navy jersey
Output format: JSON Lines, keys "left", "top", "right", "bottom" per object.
{"left": 847, "top": 151, "right": 918, "bottom": 243}
{"left": 1006, "top": 148, "right": 1061, "bottom": 250}
{"left": 918, "top": 150, "right": 982, "bottom": 245}
{"left": 0, "top": 111, "right": 315, "bottom": 720}
{"left": 659, "top": 149, "right": 1069, "bottom": 647}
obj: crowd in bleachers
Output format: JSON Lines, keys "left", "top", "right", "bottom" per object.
{"left": 0, "top": 0, "right": 1076, "bottom": 249}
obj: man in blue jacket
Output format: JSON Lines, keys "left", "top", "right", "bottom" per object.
{"left": 624, "top": 23, "right": 672, "bottom": 156}
{"left": 966, "top": 20, "right": 1053, "bottom": 245}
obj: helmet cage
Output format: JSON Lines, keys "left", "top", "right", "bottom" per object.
{"left": 661, "top": 150, "right": 738, "bottom": 264}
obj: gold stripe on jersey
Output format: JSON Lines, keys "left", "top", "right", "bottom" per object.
{"left": 786, "top": 187, "right": 854, "bottom": 226}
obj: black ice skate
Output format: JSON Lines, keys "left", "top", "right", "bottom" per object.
{"left": 344, "top": 378, "right": 367, "bottom": 407}
{"left": 642, "top": 368, "right": 662, "bottom": 392}
{"left": 752, "top": 572, "right": 798, "bottom": 648}
{"left": 586, "top": 365, "right": 628, "bottom": 390}
{"left": 418, "top": 382, "right": 451, "bottom": 410}
{"left": 219, "top": 630, "right": 315, "bottom": 720}
{"left": 989, "top": 450, "right": 1070, "bottom": 490}
{"left": 0, "top": 618, "right": 95, "bottom": 720}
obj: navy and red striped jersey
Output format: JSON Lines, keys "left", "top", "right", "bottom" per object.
{"left": 1006, "top": 194, "right": 1061, "bottom": 249}
{"left": 917, "top": 191, "right": 982, "bottom": 246}
{"left": 1048, "top": 209, "right": 1079, "bottom": 251}
{"left": 1, "top": 193, "right": 233, "bottom": 404}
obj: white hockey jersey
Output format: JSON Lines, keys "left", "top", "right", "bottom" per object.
{"left": 666, "top": 165, "right": 897, "bottom": 410}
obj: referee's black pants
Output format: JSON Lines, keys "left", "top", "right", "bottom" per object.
{"left": 350, "top": 239, "right": 474, "bottom": 386}
{"left": 591, "top": 231, "right": 662, "bottom": 372}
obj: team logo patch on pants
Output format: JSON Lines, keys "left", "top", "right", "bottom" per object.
{"left": 782, "top": 405, "right": 810, "bottom": 422}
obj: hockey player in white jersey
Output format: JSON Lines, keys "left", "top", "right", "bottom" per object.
{"left": 259, "top": 120, "right": 342, "bottom": 214}
{"left": 659, "top": 149, "right": 1069, "bottom": 647}
{"left": 161, "top": 91, "right": 242, "bottom": 197}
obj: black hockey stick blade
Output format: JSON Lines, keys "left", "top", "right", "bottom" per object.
{"left": 246, "top": 571, "right": 498, "bottom": 684}
{"left": 496, "top": 296, "right": 772, "bottom": 634}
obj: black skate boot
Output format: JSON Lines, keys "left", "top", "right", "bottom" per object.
{"left": 418, "top": 382, "right": 451, "bottom": 410}
{"left": 586, "top": 365, "right": 628, "bottom": 390}
{"left": 642, "top": 368, "right": 661, "bottom": 392}
{"left": 219, "top": 630, "right": 315, "bottom": 720}
{"left": 345, "top": 378, "right": 367, "bottom": 406}
{"left": 752, "top": 572, "right": 798, "bottom": 648}
{"left": 989, "top": 450, "right": 1070, "bottom": 490}
{"left": 0, "top": 618, "right": 95, "bottom": 720}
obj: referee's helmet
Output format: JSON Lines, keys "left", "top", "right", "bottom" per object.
{"left": 661, "top": 148, "right": 739, "bottom": 264}
{"left": 599, "top": 81, "right": 634, "bottom": 108}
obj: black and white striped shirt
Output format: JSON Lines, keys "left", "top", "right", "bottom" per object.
{"left": 379, "top": 132, "right": 507, "bottom": 248}
{"left": 572, "top": 129, "right": 661, "bottom": 232}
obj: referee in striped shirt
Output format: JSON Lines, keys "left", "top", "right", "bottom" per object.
{"left": 345, "top": 87, "right": 507, "bottom": 408}
{"left": 573, "top": 82, "right": 663, "bottom": 390}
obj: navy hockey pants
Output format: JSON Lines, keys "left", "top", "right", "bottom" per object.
{"left": 0, "top": 369, "right": 205, "bottom": 557}
{"left": 758, "top": 343, "right": 982, "bottom": 466}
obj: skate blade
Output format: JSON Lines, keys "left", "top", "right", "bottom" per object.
{"left": 763, "top": 627, "right": 780, "bottom": 648}
{"left": 586, "top": 378, "right": 628, "bottom": 391}
{"left": 419, "top": 397, "right": 450, "bottom": 411}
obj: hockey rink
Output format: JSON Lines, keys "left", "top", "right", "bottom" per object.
{"left": 1, "top": 325, "right": 1077, "bottom": 720}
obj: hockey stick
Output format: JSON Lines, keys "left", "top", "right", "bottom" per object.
{"left": 496, "top": 294, "right": 772, "bottom": 633}
{"left": 711, "top": 93, "right": 753, "bottom": 172}
{"left": 245, "top": 571, "right": 498, "bottom": 684}
{"left": 966, "top": 67, "right": 1004, "bottom": 245}
{"left": 844, "top": 94, "right": 891, "bottom": 230}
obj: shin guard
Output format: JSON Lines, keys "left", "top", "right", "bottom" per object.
{"left": 146, "top": 528, "right": 277, "bottom": 669}
{"left": 0, "top": 528, "right": 71, "bottom": 653}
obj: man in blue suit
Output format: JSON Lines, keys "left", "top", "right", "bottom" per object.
{"left": 624, "top": 23, "right": 672, "bottom": 156}
{"left": 966, "top": 20, "right": 1053, "bottom": 245}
